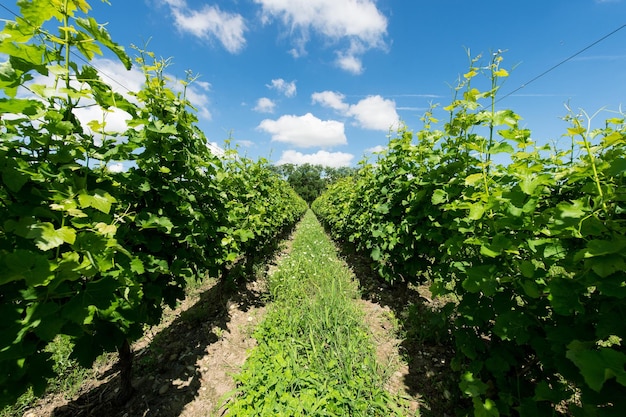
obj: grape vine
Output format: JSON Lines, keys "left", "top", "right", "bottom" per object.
{"left": 313, "top": 51, "right": 626, "bottom": 416}
{"left": 0, "top": 0, "right": 306, "bottom": 406}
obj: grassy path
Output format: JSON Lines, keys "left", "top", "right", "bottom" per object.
{"left": 224, "top": 210, "right": 413, "bottom": 416}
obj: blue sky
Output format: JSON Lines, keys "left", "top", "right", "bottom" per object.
{"left": 8, "top": 0, "right": 626, "bottom": 167}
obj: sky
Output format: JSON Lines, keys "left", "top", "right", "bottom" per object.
{"left": 4, "top": 0, "right": 626, "bottom": 167}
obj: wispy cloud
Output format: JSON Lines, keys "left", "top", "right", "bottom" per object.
{"left": 254, "top": 97, "right": 277, "bottom": 113}
{"left": 267, "top": 78, "right": 297, "bottom": 97}
{"left": 254, "top": 0, "right": 388, "bottom": 74}
{"left": 160, "top": 0, "right": 247, "bottom": 53}
{"left": 276, "top": 150, "right": 354, "bottom": 167}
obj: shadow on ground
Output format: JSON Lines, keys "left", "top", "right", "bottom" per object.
{"left": 50, "top": 270, "right": 265, "bottom": 417}
{"left": 333, "top": 240, "right": 462, "bottom": 417}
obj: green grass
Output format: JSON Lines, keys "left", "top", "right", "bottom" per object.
{"left": 1, "top": 335, "right": 99, "bottom": 417}
{"left": 225, "top": 210, "right": 414, "bottom": 416}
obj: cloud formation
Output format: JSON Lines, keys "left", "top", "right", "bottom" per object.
{"left": 257, "top": 113, "right": 347, "bottom": 148}
{"left": 277, "top": 150, "right": 354, "bottom": 167}
{"left": 312, "top": 91, "right": 400, "bottom": 131}
{"left": 21, "top": 58, "right": 213, "bottom": 139}
{"left": 254, "top": 0, "right": 387, "bottom": 74}
{"left": 347, "top": 95, "right": 399, "bottom": 131}
{"left": 311, "top": 91, "right": 349, "bottom": 112}
{"left": 161, "top": 0, "right": 247, "bottom": 53}
{"left": 254, "top": 97, "right": 277, "bottom": 113}
{"left": 267, "top": 78, "right": 297, "bottom": 97}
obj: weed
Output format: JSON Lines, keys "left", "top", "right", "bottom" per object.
{"left": 226, "top": 210, "right": 414, "bottom": 416}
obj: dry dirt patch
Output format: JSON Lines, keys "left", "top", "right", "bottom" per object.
{"left": 22, "top": 273, "right": 268, "bottom": 417}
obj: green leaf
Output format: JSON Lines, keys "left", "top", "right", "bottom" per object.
{"left": 432, "top": 189, "right": 447, "bottom": 205}
{"left": 566, "top": 341, "right": 626, "bottom": 392}
{"left": 15, "top": 0, "right": 62, "bottom": 27}
{"left": 2, "top": 167, "right": 29, "bottom": 193}
{"left": 488, "top": 141, "right": 514, "bottom": 154}
{"left": 520, "top": 279, "right": 541, "bottom": 299}
{"left": 519, "top": 174, "right": 552, "bottom": 195}
{"left": 460, "top": 371, "right": 488, "bottom": 397}
{"left": 0, "top": 97, "right": 42, "bottom": 114}
{"left": 62, "top": 276, "right": 120, "bottom": 325}
{"left": 138, "top": 214, "right": 174, "bottom": 232}
{"left": 75, "top": 17, "right": 132, "bottom": 70}
{"left": 462, "top": 264, "right": 498, "bottom": 295}
{"left": 590, "top": 255, "right": 626, "bottom": 279}
{"left": 26, "top": 223, "right": 76, "bottom": 251}
{"left": 473, "top": 398, "right": 500, "bottom": 417}
{"left": 465, "top": 173, "right": 483, "bottom": 186}
{"left": 601, "top": 131, "right": 625, "bottom": 148}
{"left": 606, "top": 157, "right": 626, "bottom": 176}
{"left": 468, "top": 202, "right": 486, "bottom": 220}
{"left": 130, "top": 258, "right": 145, "bottom": 274}
{"left": 575, "top": 239, "right": 626, "bottom": 261}
{"left": 519, "top": 260, "right": 535, "bottom": 278}
{"left": 480, "top": 244, "right": 500, "bottom": 258}
{"left": 77, "top": 190, "right": 117, "bottom": 214}
{"left": 493, "top": 310, "right": 531, "bottom": 343}
{"left": 371, "top": 246, "right": 381, "bottom": 261}
{"left": 548, "top": 278, "right": 583, "bottom": 316}
{"left": 2, "top": 250, "right": 51, "bottom": 286}
{"left": 555, "top": 200, "right": 587, "bottom": 219}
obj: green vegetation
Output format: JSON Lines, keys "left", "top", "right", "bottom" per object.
{"left": 272, "top": 164, "right": 357, "bottom": 204}
{"left": 226, "top": 211, "right": 411, "bottom": 416}
{"left": 1, "top": 335, "right": 98, "bottom": 417}
{"left": 3, "top": 2, "right": 625, "bottom": 416}
{"left": 0, "top": 0, "right": 305, "bottom": 408}
{"left": 313, "top": 51, "right": 626, "bottom": 416}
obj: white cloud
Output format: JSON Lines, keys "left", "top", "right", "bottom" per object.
{"left": 19, "top": 57, "right": 212, "bottom": 136}
{"left": 74, "top": 106, "right": 133, "bottom": 138}
{"left": 277, "top": 150, "right": 354, "bottom": 167}
{"left": 311, "top": 91, "right": 349, "bottom": 112}
{"left": 268, "top": 78, "right": 297, "bottom": 97}
{"left": 19, "top": 58, "right": 141, "bottom": 138}
{"left": 336, "top": 53, "right": 363, "bottom": 75}
{"left": 347, "top": 95, "right": 400, "bottom": 131}
{"left": 107, "top": 163, "right": 124, "bottom": 173}
{"left": 257, "top": 113, "right": 346, "bottom": 148}
{"left": 92, "top": 58, "right": 213, "bottom": 122}
{"left": 176, "top": 78, "right": 212, "bottom": 120}
{"left": 254, "top": 97, "right": 277, "bottom": 113}
{"left": 237, "top": 140, "right": 255, "bottom": 147}
{"left": 92, "top": 58, "right": 145, "bottom": 98}
{"left": 312, "top": 91, "right": 399, "bottom": 131}
{"left": 365, "top": 145, "right": 386, "bottom": 154}
{"left": 162, "top": 0, "right": 246, "bottom": 53}
{"left": 207, "top": 141, "right": 226, "bottom": 157}
{"left": 254, "top": 0, "right": 387, "bottom": 73}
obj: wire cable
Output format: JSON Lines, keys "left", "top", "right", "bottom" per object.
{"left": 496, "top": 23, "right": 626, "bottom": 103}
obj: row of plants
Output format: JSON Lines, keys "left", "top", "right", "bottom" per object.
{"left": 226, "top": 210, "right": 410, "bottom": 416}
{"left": 0, "top": 0, "right": 306, "bottom": 408}
{"left": 313, "top": 51, "right": 626, "bottom": 416}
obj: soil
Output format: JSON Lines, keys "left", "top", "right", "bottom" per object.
{"left": 21, "top": 230, "right": 457, "bottom": 417}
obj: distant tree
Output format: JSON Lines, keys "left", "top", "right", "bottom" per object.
{"left": 271, "top": 164, "right": 358, "bottom": 204}
{"left": 324, "top": 166, "right": 357, "bottom": 183}
{"left": 287, "top": 164, "right": 325, "bottom": 204}
{"left": 270, "top": 163, "right": 295, "bottom": 179}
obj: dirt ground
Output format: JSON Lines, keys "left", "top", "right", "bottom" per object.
{"left": 21, "top": 233, "right": 456, "bottom": 417}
